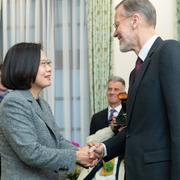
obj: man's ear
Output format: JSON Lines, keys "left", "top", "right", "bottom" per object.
{"left": 131, "top": 13, "right": 141, "bottom": 29}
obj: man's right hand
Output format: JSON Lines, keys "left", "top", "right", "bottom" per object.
{"left": 88, "top": 143, "right": 104, "bottom": 160}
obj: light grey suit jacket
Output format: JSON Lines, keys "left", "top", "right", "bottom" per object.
{"left": 0, "top": 90, "right": 76, "bottom": 180}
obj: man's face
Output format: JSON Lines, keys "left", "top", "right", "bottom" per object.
{"left": 113, "top": 6, "right": 135, "bottom": 52}
{"left": 107, "top": 81, "right": 125, "bottom": 107}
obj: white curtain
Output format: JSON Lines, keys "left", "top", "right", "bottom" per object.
{"left": 0, "top": 0, "right": 90, "bottom": 145}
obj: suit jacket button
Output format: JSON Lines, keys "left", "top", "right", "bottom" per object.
{"left": 126, "top": 133, "right": 130, "bottom": 138}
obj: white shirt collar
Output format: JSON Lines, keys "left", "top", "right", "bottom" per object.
{"left": 108, "top": 104, "right": 122, "bottom": 117}
{"left": 138, "top": 35, "right": 159, "bottom": 62}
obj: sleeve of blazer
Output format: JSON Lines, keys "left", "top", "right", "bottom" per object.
{"left": 159, "top": 40, "right": 180, "bottom": 178}
{"left": 0, "top": 95, "right": 76, "bottom": 172}
{"left": 103, "top": 129, "right": 126, "bottom": 161}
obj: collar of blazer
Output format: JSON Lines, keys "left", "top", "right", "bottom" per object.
{"left": 127, "top": 37, "right": 163, "bottom": 125}
{"left": 16, "top": 90, "right": 58, "bottom": 140}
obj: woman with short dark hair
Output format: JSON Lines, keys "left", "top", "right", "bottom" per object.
{"left": 1, "top": 43, "right": 41, "bottom": 90}
{"left": 0, "top": 42, "right": 97, "bottom": 180}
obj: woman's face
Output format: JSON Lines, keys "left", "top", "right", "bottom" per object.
{"left": 32, "top": 50, "right": 52, "bottom": 91}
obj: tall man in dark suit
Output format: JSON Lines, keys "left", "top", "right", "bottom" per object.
{"left": 89, "top": 76, "right": 126, "bottom": 179}
{"left": 92, "top": 0, "right": 180, "bottom": 180}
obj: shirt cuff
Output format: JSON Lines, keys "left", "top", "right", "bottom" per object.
{"left": 101, "top": 143, "right": 107, "bottom": 157}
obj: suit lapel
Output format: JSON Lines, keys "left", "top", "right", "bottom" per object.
{"left": 118, "top": 108, "right": 124, "bottom": 116}
{"left": 19, "top": 90, "right": 58, "bottom": 141}
{"left": 127, "top": 37, "right": 163, "bottom": 125}
{"left": 33, "top": 99, "right": 58, "bottom": 140}
{"left": 103, "top": 108, "right": 109, "bottom": 127}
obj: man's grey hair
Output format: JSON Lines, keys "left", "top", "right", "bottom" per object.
{"left": 108, "top": 76, "right": 126, "bottom": 87}
{"left": 115, "top": 0, "right": 156, "bottom": 27}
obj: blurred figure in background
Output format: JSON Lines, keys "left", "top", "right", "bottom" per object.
{"left": 0, "top": 63, "right": 8, "bottom": 102}
{"left": 0, "top": 63, "right": 8, "bottom": 178}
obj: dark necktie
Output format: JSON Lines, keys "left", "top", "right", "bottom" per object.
{"left": 134, "top": 57, "right": 143, "bottom": 79}
{"left": 108, "top": 109, "right": 116, "bottom": 122}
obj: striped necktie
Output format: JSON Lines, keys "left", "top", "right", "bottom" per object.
{"left": 108, "top": 109, "right": 116, "bottom": 122}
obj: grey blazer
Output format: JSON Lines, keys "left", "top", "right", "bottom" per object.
{"left": 0, "top": 90, "right": 76, "bottom": 180}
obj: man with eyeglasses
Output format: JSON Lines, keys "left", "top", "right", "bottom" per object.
{"left": 91, "top": 1, "right": 180, "bottom": 180}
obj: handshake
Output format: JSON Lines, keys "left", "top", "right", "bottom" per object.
{"left": 76, "top": 143, "right": 104, "bottom": 168}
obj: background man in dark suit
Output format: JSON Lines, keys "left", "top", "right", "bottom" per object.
{"left": 90, "top": 76, "right": 125, "bottom": 134}
{"left": 89, "top": 76, "right": 126, "bottom": 179}
{"left": 92, "top": 0, "right": 180, "bottom": 180}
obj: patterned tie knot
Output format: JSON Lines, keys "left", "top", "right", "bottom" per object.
{"left": 108, "top": 109, "right": 116, "bottom": 121}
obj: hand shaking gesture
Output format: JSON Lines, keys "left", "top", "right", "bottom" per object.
{"left": 76, "top": 145, "right": 99, "bottom": 168}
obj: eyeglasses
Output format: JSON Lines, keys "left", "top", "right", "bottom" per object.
{"left": 40, "top": 59, "right": 52, "bottom": 67}
{"left": 113, "top": 16, "right": 132, "bottom": 30}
